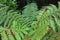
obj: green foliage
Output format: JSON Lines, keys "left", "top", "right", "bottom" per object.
{"left": 0, "top": 0, "right": 17, "bottom": 10}
{"left": 0, "top": 0, "right": 60, "bottom": 40}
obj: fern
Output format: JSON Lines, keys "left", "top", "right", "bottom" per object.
{"left": 0, "top": 1, "right": 60, "bottom": 40}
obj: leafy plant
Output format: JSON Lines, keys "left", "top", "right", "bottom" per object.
{"left": 0, "top": 0, "right": 60, "bottom": 40}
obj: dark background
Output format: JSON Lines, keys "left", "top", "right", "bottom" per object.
{"left": 16, "top": 0, "right": 60, "bottom": 10}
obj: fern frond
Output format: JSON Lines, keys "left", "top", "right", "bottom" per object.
{"left": 0, "top": 1, "right": 60, "bottom": 40}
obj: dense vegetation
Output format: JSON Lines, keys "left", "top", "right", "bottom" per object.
{"left": 0, "top": 0, "right": 60, "bottom": 40}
